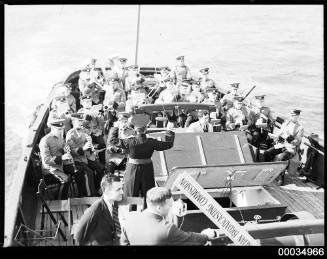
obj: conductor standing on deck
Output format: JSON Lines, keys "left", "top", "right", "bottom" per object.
{"left": 115, "top": 114, "right": 175, "bottom": 208}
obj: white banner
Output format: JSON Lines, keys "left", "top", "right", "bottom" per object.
{"left": 173, "top": 173, "right": 259, "bottom": 246}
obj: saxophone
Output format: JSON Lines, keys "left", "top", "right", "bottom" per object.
{"left": 63, "top": 144, "right": 79, "bottom": 173}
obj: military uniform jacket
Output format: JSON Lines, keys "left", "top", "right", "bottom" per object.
{"left": 277, "top": 120, "right": 304, "bottom": 150}
{"left": 73, "top": 197, "right": 116, "bottom": 246}
{"left": 199, "top": 78, "right": 215, "bottom": 92}
{"left": 226, "top": 108, "right": 247, "bottom": 130}
{"left": 104, "top": 87, "right": 126, "bottom": 105}
{"left": 117, "top": 131, "right": 175, "bottom": 197}
{"left": 104, "top": 68, "right": 119, "bottom": 82}
{"left": 220, "top": 93, "right": 235, "bottom": 110}
{"left": 39, "top": 133, "right": 65, "bottom": 175}
{"left": 118, "top": 131, "right": 175, "bottom": 159}
{"left": 251, "top": 106, "right": 272, "bottom": 129}
{"left": 186, "top": 121, "right": 214, "bottom": 133}
{"left": 47, "top": 109, "right": 72, "bottom": 133}
{"left": 155, "top": 88, "right": 179, "bottom": 104}
{"left": 106, "top": 126, "right": 128, "bottom": 165}
{"left": 66, "top": 128, "right": 88, "bottom": 163}
{"left": 187, "top": 91, "right": 204, "bottom": 103}
{"left": 172, "top": 65, "right": 191, "bottom": 83}
{"left": 121, "top": 210, "right": 208, "bottom": 245}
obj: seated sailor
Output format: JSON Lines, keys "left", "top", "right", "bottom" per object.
{"left": 177, "top": 80, "right": 192, "bottom": 101}
{"left": 172, "top": 55, "right": 192, "bottom": 84}
{"left": 73, "top": 175, "right": 124, "bottom": 246}
{"left": 63, "top": 83, "right": 77, "bottom": 113}
{"left": 248, "top": 94, "right": 273, "bottom": 146}
{"left": 121, "top": 187, "right": 216, "bottom": 245}
{"left": 125, "top": 92, "right": 135, "bottom": 113}
{"left": 78, "top": 65, "right": 92, "bottom": 93}
{"left": 89, "top": 58, "right": 105, "bottom": 86}
{"left": 39, "top": 118, "right": 72, "bottom": 200}
{"left": 198, "top": 67, "right": 216, "bottom": 92}
{"left": 85, "top": 117, "right": 106, "bottom": 194}
{"left": 125, "top": 65, "right": 146, "bottom": 93}
{"left": 186, "top": 82, "right": 204, "bottom": 103}
{"left": 104, "top": 57, "right": 120, "bottom": 83}
{"left": 264, "top": 109, "right": 304, "bottom": 162}
{"left": 103, "top": 101, "right": 119, "bottom": 142}
{"left": 66, "top": 114, "right": 98, "bottom": 196}
{"left": 106, "top": 112, "right": 134, "bottom": 176}
{"left": 103, "top": 79, "right": 126, "bottom": 111}
{"left": 155, "top": 78, "right": 179, "bottom": 104}
{"left": 184, "top": 108, "right": 199, "bottom": 128}
{"left": 48, "top": 88, "right": 74, "bottom": 136}
{"left": 220, "top": 83, "right": 240, "bottom": 111}
{"left": 78, "top": 95, "right": 98, "bottom": 117}
{"left": 91, "top": 88, "right": 105, "bottom": 106}
{"left": 202, "top": 88, "right": 219, "bottom": 105}
{"left": 225, "top": 96, "right": 251, "bottom": 131}
{"left": 116, "top": 57, "right": 129, "bottom": 89}
{"left": 186, "top": 110, "right": 213, "bottom": 133}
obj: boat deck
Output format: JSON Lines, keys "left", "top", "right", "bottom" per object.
{"left": 266, "top": 175, "right": 324, "bottom": 219}
{"left": 32, "top": 174, "right": 323, "bottom": 246}
{"left": 33, "top": 201, "right": 89, "bottom": 246}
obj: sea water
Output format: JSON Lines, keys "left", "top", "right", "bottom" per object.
{"left": 5, "top": 5, "right": 324, "bottom": 195}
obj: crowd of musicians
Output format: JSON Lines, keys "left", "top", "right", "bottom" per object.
{"left": 38, "top": 56, "right": 304, "bottom": 245}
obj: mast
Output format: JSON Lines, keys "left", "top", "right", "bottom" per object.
{"left": 135, "top": 5, "right": 141, "bottom": 66}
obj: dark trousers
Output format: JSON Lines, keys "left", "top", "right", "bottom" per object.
{"left": 75, "top": 161, "right": 97, "bottom": 196}
{"left": 87, "top": 159, "right": 105, "bottom": 193}
{"left": 63, "top": 164, "right": 88, "bottom": 198}
{"left": 124, "top": 162, "right": 156, "bottom": 211}
{"left": 43, "top": 173, "right": 71, "bottom": 200}
{"left": 264, "top": 147, "right": 294, "bottom": 162}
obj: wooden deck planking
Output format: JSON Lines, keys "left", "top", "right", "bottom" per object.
{"left": 266, "top": 175, "right": 324, "bottom": 219}
{"left": 268, "top": 184, "right": 321, "bottom": 217}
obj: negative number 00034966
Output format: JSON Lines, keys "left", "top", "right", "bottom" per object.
{"left": 278, "top": 248, "right": 324, "bottom": 256}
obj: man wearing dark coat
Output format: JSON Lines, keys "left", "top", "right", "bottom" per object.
{"left": 73, "top": 175, "right": 123, "bottom": 246}
{"left": 113, "top": 114, "right": 175, "bottom": 206}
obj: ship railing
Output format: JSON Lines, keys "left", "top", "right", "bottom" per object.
{"left": 4, "top": 82, "right": 64, "bottom": 247}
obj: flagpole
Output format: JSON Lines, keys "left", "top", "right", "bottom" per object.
{"left": 135, "top": 5, "right": 141, "bottom": 66}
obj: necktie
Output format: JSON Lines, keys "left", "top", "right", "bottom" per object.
{"left": 203, "top": 124, "right": 208, "bottom": 132}
{"left": 112, "top": 202, "right": 121, "bottom": 238}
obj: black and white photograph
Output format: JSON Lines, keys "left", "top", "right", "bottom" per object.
{"left": 4, "top": 4, "right": 324, "bottom": 248}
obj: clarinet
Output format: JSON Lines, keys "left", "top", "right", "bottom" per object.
{"left": 63, "top": 144, "right": 79, "bottom": 173}
{"left": 85, "top": 134, "right": 99, "bottom": 160}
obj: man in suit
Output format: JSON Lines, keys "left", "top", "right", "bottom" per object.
{"left": 120, "top": 187, "right": 216, "bottom": 245}
{"left": 73, "top": 175, "right": 124, "bottom": 246}
{"left": 186, "top": 110, "right": 213, "bottom": 133}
